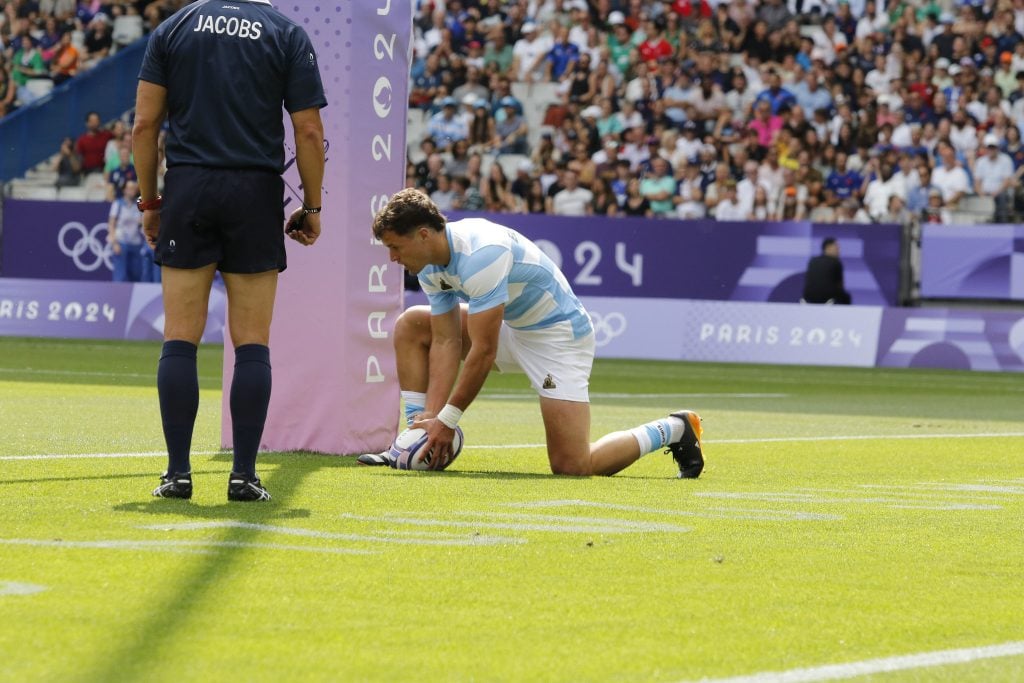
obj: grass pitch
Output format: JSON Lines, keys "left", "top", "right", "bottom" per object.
{"left": 1, "top": 337, "right": 1023, "bottom": 682}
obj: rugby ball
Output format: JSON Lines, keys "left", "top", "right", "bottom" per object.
{"left": 389, "top": 426, "right": 464, "bottom": 471}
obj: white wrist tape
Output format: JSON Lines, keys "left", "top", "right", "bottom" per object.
{"left": 436, "top": 404, "right": 463, "bottom": 429}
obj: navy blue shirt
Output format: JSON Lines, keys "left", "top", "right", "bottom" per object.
{"left": 139, "top": 0, "right": 326, "bottom": 173}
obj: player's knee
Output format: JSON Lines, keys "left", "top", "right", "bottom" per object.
{"left": 549, "top": 457, "right": 591, "bottom": 477}
{"left": 394, "top": 306, "right": 432, "bottom": 346}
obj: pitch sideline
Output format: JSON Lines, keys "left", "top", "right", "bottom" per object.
{"left": 2, "top": 430, "right": 1024, "bottom": 461}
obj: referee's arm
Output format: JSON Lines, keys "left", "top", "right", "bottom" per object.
{"left": 286, "top": 107, "right": 325, "bottom": 246}
{"left": 133, "top": 80, "right": 167, "bottom": 246}
{"left": 133, "top": 81, "right": 166, "bottom": 205}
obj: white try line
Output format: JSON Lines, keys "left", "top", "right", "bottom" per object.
{"left": 480, "top": 392, "right": 790, "bottom": 400}
{"left": 687, "top": 640, "right": 1024, "bottom": 683}
{"left": 3, "top": 431, "right": 1024, "bottom": 461}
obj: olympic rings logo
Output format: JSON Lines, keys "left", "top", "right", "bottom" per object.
{"left": 589, "top": 311, "right": 627, "bottom": 347}
{"left": 58, "top": 221, "right": 113, "bottom": 272}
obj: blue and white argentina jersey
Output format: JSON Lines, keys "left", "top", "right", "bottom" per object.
{"left": 419, "top": 218, "right": 593, "bottom": 339}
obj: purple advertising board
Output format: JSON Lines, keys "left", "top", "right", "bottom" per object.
{"left": 448, "top": 212, "right": 902, "bottom": 305}
{"left": 2, "top": 199, "right": 114, "bottom": 281}
{"left": 0, "top": 277, "right": 225, "bottom": 342}
{"left": 876, "top": 307, "right": 1024, "bottom": 372}
{"left": 580, "top": 296, "right": 883, "bottom": 366}
{"left": 920, "top": 224, "right": 1024, "bottom": 301}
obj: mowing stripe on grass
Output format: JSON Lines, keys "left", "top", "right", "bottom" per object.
{"left": 689, "top": 640, "right": 1024, "bottom": 683}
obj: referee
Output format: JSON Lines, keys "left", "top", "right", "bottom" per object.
{"left": 134, "top": 0, "right": 326, "bottom": 502}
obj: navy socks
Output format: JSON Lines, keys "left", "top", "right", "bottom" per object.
{"left": 229, "top": 344, "right": 272, "bottom": 478}
{"left": 157, "top": 340, "right": 199, "bottom": 475}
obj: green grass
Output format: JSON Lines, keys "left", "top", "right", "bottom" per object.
{"left": 1, "top": 337, "right": 1023, "bottom": 682}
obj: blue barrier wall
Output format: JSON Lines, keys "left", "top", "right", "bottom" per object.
{"left": 0, "top": 39, "right": 149, "bottom": 182}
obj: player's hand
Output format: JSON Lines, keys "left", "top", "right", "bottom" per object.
{"left": 110, "top": 241, "right": 121, "bottom": 255}
{"left": 412, "top": 417, "right": 455, "bottom": 471}
{"left": 285, "top": 207, "right": 321, "bottom": 246}
{"left": 142, "top": 211, "right": 160, "bottom": 249}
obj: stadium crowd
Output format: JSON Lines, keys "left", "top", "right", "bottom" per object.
{"left": 1, "top": 0, "right": 188, "bottom": 197}
{"left": 406, "top": 0, "right": 1024, "bottom": 224}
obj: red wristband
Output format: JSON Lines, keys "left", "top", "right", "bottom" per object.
{"left": 137, "top": 195, "right": 163, "bottom": 212}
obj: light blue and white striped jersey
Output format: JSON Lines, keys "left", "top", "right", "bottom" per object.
{"left": 419, "top": 218, "right": 593, "bottom": 339}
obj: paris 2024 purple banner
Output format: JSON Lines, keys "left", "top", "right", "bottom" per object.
{"left": 448, "top": 212, "right": 902, "bottom": 306}
{"left": 920, "top": 224, "right": 1024, "bottom": 300}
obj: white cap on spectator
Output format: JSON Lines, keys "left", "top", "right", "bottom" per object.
{"left": 567, "top": 0, "right": 588, "bottom": 11}
{"left": 877, "top": 94, "right": 890, "bottom": 106}
{"left": 810, "top": 47, "right": 827, "bottom": 62}
{"left": 605, "top": 139, "right": 619, "bottom": 149}
{"left": 948, "top": 65, "right": 962, "bottom": 76}
{"left": 581, "top": 105, "right": 602, "bottom": 119}
{"left": 935, "top": 57, "right": 950, "bottom": 70}
{"left": 984, "top": 133, "right": 1000, "bottom": 147}
{"left": 518, "top": 160, "right": 534, "bottom": 173}
{"left": 608, "top": 11, "right": 625, "bottom": 25}
{"left": 522, "top": 21, "right": 537, "bottom": 33}
{"left": 462, "top": 94, "right": 478, "bottom": 106}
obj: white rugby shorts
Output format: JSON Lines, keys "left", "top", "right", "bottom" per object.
{"left": 494, "top": 320, "right": 595, "bottom": 403}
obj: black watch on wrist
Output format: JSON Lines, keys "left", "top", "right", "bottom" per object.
{"left": 302, "top": 205, "right": 321, "bottom": 215}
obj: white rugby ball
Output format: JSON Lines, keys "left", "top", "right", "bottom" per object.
{"left": 389, "top": 426, "right": 464, "bottom": 471}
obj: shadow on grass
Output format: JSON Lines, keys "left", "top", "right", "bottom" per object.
{"left": 86, "top": 454, "right": 327, "bottom": 681}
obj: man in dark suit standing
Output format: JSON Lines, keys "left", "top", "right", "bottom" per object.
{"left": 802, "top": 237, "right": 851, "bottom": 304}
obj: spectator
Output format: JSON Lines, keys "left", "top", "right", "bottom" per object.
{"left": 640, "top": 156, "right": 676, "bottom": 217}
{"left": 107, "top": 180, "right": 144, "bottom": 282}
{"left": 106, "top": 142, "right": 137, "bottom": 199}
{"left": 427, "top": 96, "right": 469, "bottom": 151}
{"left": 429, "top": 173, "right": 456, "bottom": 212}
{"left": 921, "top": 187, "right": 952, "bottom": 224}
{"left": 510, "top": 160, "right": 533, "bottom": 201}
{"left": 824, "top": 150, "right": 863, "bottom": 207}
{"left": 620, "top": 177, "right": 653, "bottom": 217}
{"left": 0, "top": 67, "right": 19, "bottom": 117}
{"left": 75, "top": 110, "right": 113, "bottom": 175}
{"left": 510, "top": 21, "right": 550, "bottom": 83}
{"left": 931, "top": 140, "right": 970, "bottom": 208}
{"left": 675, "top": 163, "right": 706, "bottom": 220}
{"left": 481, "top": 161, "right": 518, "bottom": 212}
{"left": 81, "top": 12, "right": 112, "bottom": 69}
{"left": 880, "top": 194, "right": 912, "bottom": 225}
{"left": 48, "top": 29, "right": 77, "bottom": 84}
{"left": 53, "top": 135, "right": 81, "bottom": 188}
{"left": 550, "top": 168, "right": 593, "bottom": 216}
{"left": 451, "top": 174, "right": 484, "bottom": 211}
{"left": 543, "top": 25, "right": 580, "bottom": 82}
{"left": 973, "top": 133, "right": 1018, "bottom": 222}
{"left": 837, "top": 197, "right": 872, "bottom": 223}
{"left": 754, "top": 69, "right": 797, "bottom": 116}
{"left": 524, "top": 177, "right": 547, "bottom": 214}
{"left": 590, "top": 176, "right": 618, "bottom": 216}
{"left": 11, "top": 34, "right": 46, "bottom": 104}
{"left": 714, "top": 180, "right": 747, "bottom": 221}
{"left": 493, "top": 95, "right": 528, "bottom": 153}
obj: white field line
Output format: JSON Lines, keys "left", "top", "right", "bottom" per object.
{"left": 481, "top": 392, "right": 789, "bottom": 399}
{"left": 3, "top": 430, "right": 1024, "bottom": 461}
{"left": 687, "top": 640, "right": 1024, "bottom": 683}
{"left": 0, "top": 367, "right": 221, "bottom": 381}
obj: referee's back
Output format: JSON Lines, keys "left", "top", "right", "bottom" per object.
{"left": 139, "top": 0, "right": 326, "bottom": 174}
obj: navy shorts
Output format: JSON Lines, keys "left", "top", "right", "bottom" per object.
{"left": 156, "top": 165, "right": 287, "bottom": 273}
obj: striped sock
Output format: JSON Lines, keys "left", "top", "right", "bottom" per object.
{"left": 401, "top": 391, "right": 426, "bottom": 426}
{"left": 628, "top": 416, "right": 685, "bottom": 456}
